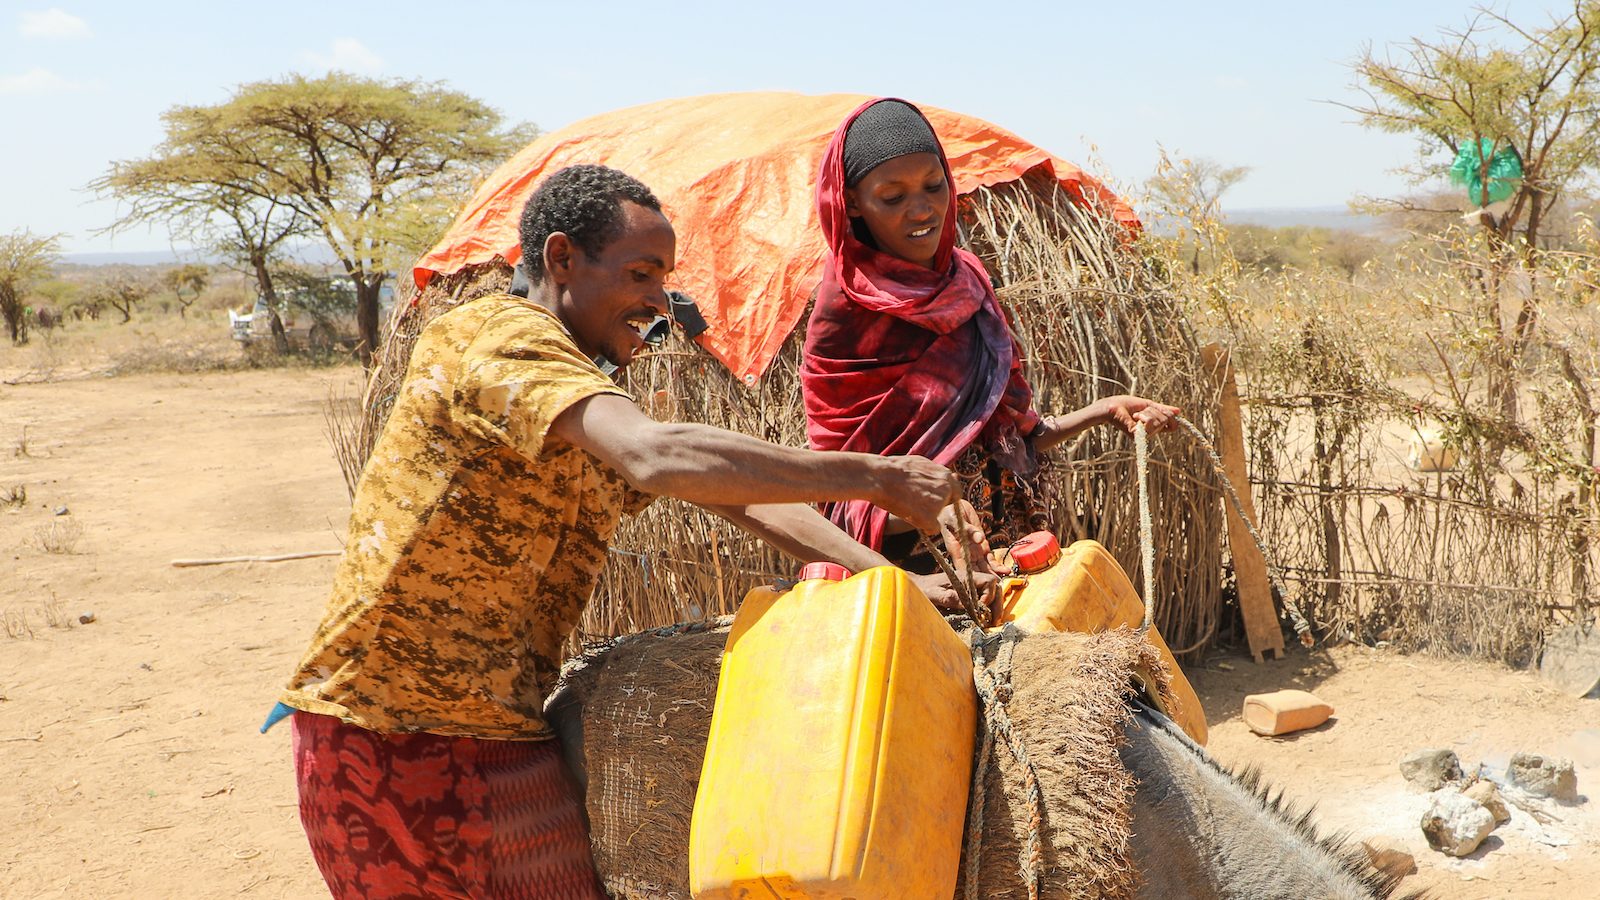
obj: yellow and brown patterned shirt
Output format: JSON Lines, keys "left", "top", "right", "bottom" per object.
{"left": 280, "top": 294, "right": 652, "bottom": 740}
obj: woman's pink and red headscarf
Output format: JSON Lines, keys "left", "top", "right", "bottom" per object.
{"left": 801, "top": 98, "right": 1040, "bottom": 550}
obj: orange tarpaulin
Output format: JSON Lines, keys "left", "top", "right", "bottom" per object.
{"left": 415, "top": 92, "right": 1137, "bottom": 382}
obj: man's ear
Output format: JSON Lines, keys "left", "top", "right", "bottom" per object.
{"left": 544, "top": 232, "right": 574, "bottom": 284}
{"left": 843, "top": 187, "right": 861, "bottom": 218}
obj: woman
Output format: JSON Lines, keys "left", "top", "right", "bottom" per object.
{"left": 801, "top": 97, "right": 1179, "bottom": 584}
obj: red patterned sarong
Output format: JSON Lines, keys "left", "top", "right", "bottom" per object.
{"left": 292, "top": 711, "right": 606, "bottom": 900}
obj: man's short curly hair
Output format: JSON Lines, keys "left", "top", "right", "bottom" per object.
{"left": 518, "top": 165, "right": 664, "bottom": 285}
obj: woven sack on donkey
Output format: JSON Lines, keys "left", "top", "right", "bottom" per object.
{"left": 545, "top": 626, "right": 726, "bottom": 900}
{"left": 957, "top": 627, "right": 1172, "bottom": 900}
{"left": 544, "top": 623, "right": 1161, "bottom": 900}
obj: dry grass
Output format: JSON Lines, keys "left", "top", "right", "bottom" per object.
{"left": 103, "top": 340, "right": 242, "bottom": 376}
{"left": 322, "top": 386, "right": 366, "bottom": 500}
{"left": 1, "top": 305, "right": 358, "bottom": 382}
{"left": 3, "top": 607, "right": 35, "bottom": 639}
{"left": 2, "top": 592, "right": 77, "bottom": 638}
{"left": 34, "top": 517, "right": 82, "bottom": 554}
{"left": 2, "top": 484, "right": 25, "bottom": 511}
{"left": 41, "top": 592, "right": 72, "bottom": 629}
{"left": 11, "top": 426, "right": 44, "bottom": 459}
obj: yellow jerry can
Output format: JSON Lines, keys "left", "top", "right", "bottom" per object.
{"left": 689, "top": 563, "right": 977, "bottom": 900}
{"left": 993, "top": 535, "right": 1209, "bottom": 745}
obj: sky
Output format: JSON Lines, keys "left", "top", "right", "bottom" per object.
{"left": 0, "top": 1, "right": 1540, "bottom": 256}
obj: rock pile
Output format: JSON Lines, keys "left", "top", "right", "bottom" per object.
{"left": 1397, "top": 746, "right": 1582, "bottom": 857}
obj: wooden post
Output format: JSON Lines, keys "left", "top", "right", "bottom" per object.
{"left": 1202, "top": 344, "right": 1284, "bottom": 663}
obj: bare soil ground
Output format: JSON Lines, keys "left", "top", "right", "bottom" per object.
{"left": 1, "top": 343, "right": 1596, "bottom": 899}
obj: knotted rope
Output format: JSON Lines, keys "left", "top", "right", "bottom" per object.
{"left": 963, "top": 625, "right": 1044, "bottom": 900}
{"left": 920, "top": 532, "right": 988, "bottom": 626}
{"left": 1134, "top": 421, "right": 1156, "bottom": 633}
{"left": 1169, "top": 414, "right": 1313, "bottom": 646}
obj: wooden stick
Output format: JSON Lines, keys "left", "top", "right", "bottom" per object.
{"left": 171, "top": 551, "right": 342, "bottom": 568}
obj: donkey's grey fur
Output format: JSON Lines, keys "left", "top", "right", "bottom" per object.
{"left": 1120, "top": 697, "right": 1417, "bottom": 900}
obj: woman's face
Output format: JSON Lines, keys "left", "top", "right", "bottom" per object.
{"left": 844, "top": 151, "right": 949, "bottom": 269}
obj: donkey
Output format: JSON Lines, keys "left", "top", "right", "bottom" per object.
{"left": 1120, "top": 696, "right": 1421, "bottom": 900}
{"left": 551, "top": 649, "right": 1421, "bottom": 900}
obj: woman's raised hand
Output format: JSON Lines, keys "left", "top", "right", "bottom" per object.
{"left": 1102, "top": 395, "right": 1181, "bottom": 435}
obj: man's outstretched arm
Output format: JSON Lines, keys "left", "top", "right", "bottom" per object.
{"left": 701, "top": 501, "right": 996, "bottom": 610}
{"left": 549, "top": 393, "right": 957, "bottom": 534}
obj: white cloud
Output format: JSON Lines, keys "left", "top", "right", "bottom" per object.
{"left": 0, "top": 66, "right": 97, "bottom": 95}
{"left": 19, "top": 9, "right": 91, "bottom": 40}
{"left": 1215, "top": 76, "right": 1248, "bottom": 89}
{"left": 297, "top": 39, "right": 384, "bottom": 74}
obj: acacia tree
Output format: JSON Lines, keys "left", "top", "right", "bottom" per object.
{"left": 92, "top": 157, "right": 309, "bottom": 351}
{"left": 89, "top": 275, "right": 156, "bottom": 324}
{"left": 161, "top": 263, "right": 210, "bottom": 319}
{"left": 95, "top": 73, "right": 532, "bottom": 365}
{"left": 0, "top": 230, "right": 64, "bottom": 345}
{"left": 1144, "top": 152, "right": 1252, "bottom": 274}
{"left": 1344, "top": 1, "right": 1600, "bottom": 368}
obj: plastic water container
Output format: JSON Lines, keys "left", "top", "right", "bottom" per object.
{"left": 689, "top": 564, "right": 977, "bottom": 900}
{"left": 994, "top": 535, "right": 1209, "bottom": 746}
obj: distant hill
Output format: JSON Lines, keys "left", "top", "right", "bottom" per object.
{"left": 1223, "top": 206, "right": 1386, "bottom": 235}
{"left": 62, "top": 250, "right": 206, "bottom": 267}
{"left": 62, "top": 244, "right": 339, "bottom": 267}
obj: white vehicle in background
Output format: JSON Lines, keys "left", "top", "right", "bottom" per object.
{"left": 229, "top": 278, "right": 395, "bottom": 348}
{"left": 228, "top": 295, "right": 295, "bottom": 344}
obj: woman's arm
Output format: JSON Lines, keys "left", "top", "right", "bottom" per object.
{"left": 1033, "top": 395, "right": 1181, "bottom": 452}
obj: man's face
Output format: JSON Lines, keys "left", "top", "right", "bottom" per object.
{"left": 551, "top": 201, "right": 676, "bottom": 367}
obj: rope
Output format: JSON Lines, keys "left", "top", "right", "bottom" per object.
{"left": 1173, "top": 413, "right": 1314, "bottom": 646}
{"left": 1134, "top": 421, "right": 1155, "bottom": 632}
{"left": 963, "top": 626, "right": 1043, "bottom": 900}
{"left": 920, "top": 533, "right": 988, "bottom": 626}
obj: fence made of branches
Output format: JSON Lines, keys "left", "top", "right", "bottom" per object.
{"left": 1219, "top": 253, "right": 1600, "bottom": 667}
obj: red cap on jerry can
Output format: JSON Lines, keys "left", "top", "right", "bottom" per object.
{"left": 1010, "top": 531, "right": 1061, "bottom": 574}
{"left": 797, "top": 561, "right": 851, "bottom": 582}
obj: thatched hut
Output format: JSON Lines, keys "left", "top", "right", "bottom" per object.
{"left": 337, "top": 92, "right": 1229, "bottom": 661}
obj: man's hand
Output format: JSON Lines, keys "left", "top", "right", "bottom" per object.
{"left": 910, "top": 570, "right": 1000, "bottom": 614}
{"left": 872, "top": 455, "right": 960, "bottom": 535}
{"left": 938, "top": 500, "right": 993, "bottom": 571}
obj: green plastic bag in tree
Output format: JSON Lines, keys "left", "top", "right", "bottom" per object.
{"left": 1449, "top": 138, "right": 1521, "bottom": 207}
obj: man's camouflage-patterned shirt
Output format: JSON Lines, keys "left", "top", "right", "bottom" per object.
{"left": 280, "top": 294, "right": 652, "bottom": 740}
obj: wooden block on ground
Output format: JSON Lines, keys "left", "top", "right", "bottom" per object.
{"left": 1202, "top": 343, "right": 1284, "bottom": 663}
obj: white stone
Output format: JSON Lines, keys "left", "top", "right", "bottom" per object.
{"left": 1420, "top": 792, "right": 1495, "bottom": 857}
{"left": 1508, "top": 752, "right": 1579, "bottom": 802}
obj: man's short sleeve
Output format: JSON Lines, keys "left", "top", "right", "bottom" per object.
{"left": 453, "top": 303, "right": 629, "bottom": 462}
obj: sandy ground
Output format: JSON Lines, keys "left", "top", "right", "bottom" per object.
{"left": 2, "top": 362, "right": 1597, "bottom": 900}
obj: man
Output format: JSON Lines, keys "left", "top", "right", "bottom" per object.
{"left": 274, "top": 164, "right": 965, "bottom": 900}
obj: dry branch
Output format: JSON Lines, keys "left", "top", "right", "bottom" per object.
{"left": 171, "top": 551, "right": 342, "bottom": 567}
